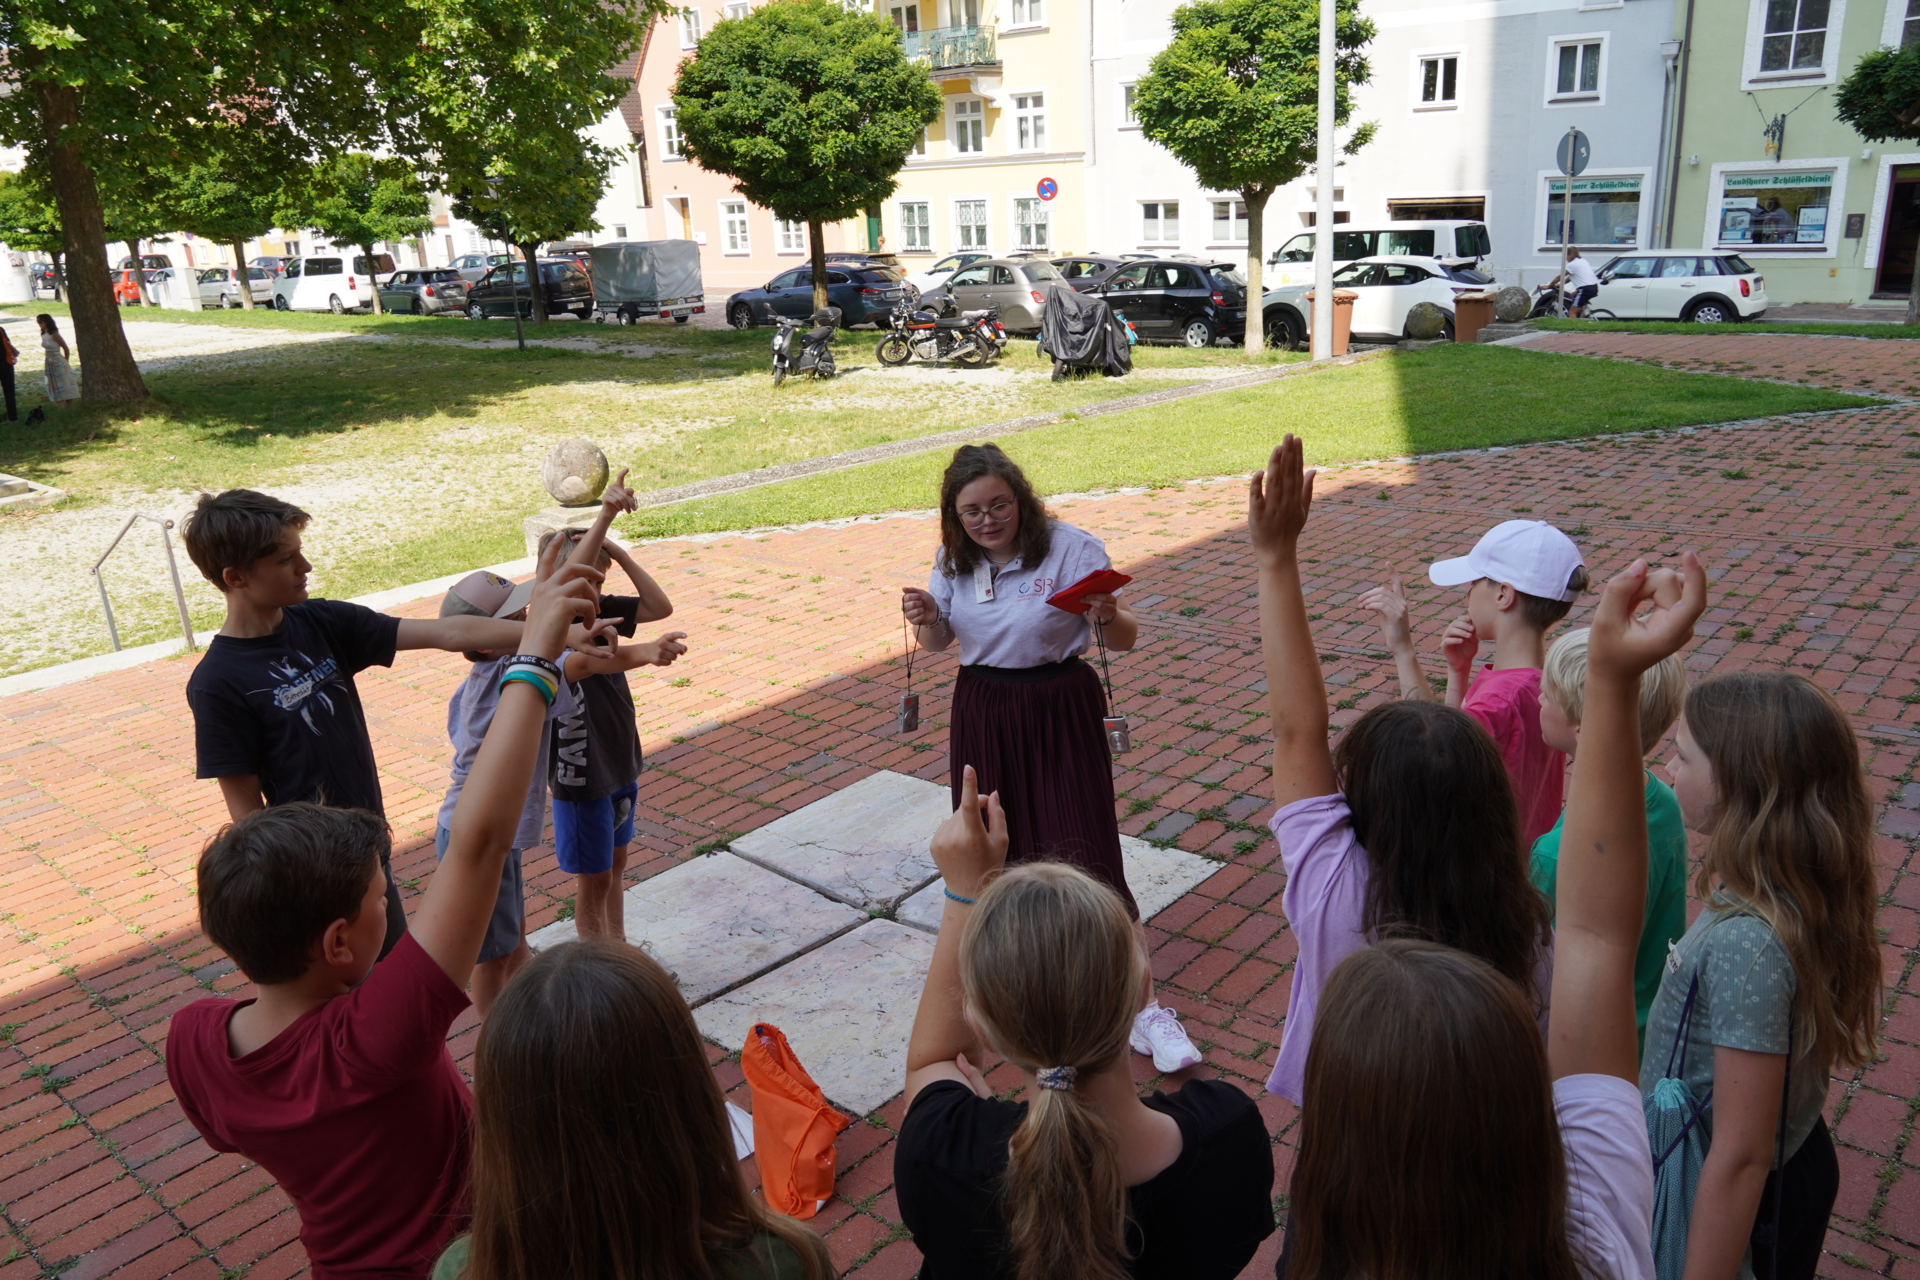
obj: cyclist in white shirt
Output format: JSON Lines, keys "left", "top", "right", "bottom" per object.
{"left": 1550, "top": 249, "right": 1603, "bottom": 318}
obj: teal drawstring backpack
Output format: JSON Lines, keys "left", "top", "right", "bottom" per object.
{"left": 1645, "top": 975, "right": 1711, "bottom": 1280}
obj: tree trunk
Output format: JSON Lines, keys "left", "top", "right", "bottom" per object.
{"left": 51, "top": 251, "right": 64, "bottom": 302}
{"left": 519, "top": 242, "right": 547, "bottom": 324}
{"left": 34, "top": 82, "right": 147, "bottom": 403}
{"left": 231, "top": 242, "right": 255, "bottom": 309}
{"left": 361, "top": 242, "right": 383, "bottom": 314}
{"left": 1243, "top": 186, "right": 1272, "bottom": 357}
{"left": 809, "top": 219, "right": 828, "bottom": 317}
{"left": 130, "top": 237, "right": 155, "bottom": 306}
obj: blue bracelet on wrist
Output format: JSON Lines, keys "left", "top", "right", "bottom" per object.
{"left": 943, "top": 886, "right": 977, "bottom": 906}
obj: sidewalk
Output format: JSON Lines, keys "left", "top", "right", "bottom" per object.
{"left": 3, "top": 335, "right": 1920, "bottom": 1277}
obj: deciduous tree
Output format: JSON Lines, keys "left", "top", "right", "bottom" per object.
{"left": 1837, "top": 42, "right": 1920, "bottom": 323}
{"left": 283, "top": 154, "right": 432, "bottom": 314}
{"left": 450, "top": 147, "right": 607, "bottom": 322}
{"left": 168, "top": 155, "right": 283, "bottom": 311}
{"left": 673, "top": 0, "right": 942, "bottom": 314}
{"left": 1134, "top": 0, "right": 1376, "bottom": 354}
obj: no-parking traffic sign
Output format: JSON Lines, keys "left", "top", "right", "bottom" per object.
{"left": 1036, "top": 176, "right": 1058, "bottom": 201}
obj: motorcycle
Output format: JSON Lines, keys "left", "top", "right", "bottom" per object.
{"left": 875, "top": 297, "right": 1006, "bottom": 368}
{"left": 771, "top": 310, "right": 837, "bottom": 385}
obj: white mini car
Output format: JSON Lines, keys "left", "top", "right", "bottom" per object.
{"left": 1587, "top": 250, "right": 1768, "bottom": 322}
{"left": 1311, "top": 255, "right": 1489, "bottom": 342}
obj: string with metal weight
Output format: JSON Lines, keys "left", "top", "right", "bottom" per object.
{"left": 1092, "top": 614, "right": 1131, "bottom": 754}
{"left": 897, "top": 605, "right": 921, "bottom": 733}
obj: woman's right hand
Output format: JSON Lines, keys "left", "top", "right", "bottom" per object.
{"left": 901, "top": 587, "right": 939, "bottom": 626}
{"left": 931, "top": 765, "right": 1007, "bottom": 900}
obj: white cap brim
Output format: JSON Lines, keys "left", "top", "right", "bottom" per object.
{"left": 1428, "top": 554, "right": 1481, "bottom": 587}
{"left": 493, "top": 579, "right": 536, "bottom": 617}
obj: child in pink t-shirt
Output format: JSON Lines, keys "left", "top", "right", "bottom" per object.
{"left": 1362, "top": 520, "right": 1588, "bottom": 843}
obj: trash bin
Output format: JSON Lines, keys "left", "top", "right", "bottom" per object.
{"left": 1304, "top": 289, "right": 1359, "bottom": 357}
{"left": 1453, "top": 291, "right": 1496, "bottom": 344}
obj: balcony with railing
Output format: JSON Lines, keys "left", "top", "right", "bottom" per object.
{"left": 901, "top": 24, "right": 997, "bottom": 70}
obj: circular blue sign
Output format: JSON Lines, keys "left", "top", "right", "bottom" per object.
{"left": 1036, "top": 177, "right": 1058, "bottom": 201}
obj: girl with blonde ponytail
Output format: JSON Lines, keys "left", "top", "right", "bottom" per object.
{"left": 894, "top": 767, "right": 1275, "bottom": 1279}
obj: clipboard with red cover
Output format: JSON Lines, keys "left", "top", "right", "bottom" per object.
{"left": 1046, "top": 568, "right": 1133, "bottom": 614}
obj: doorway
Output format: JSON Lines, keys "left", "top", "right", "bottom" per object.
{"left": 667, "top": 196, "right": 693, "bottom": 241}
{"left": 1874, "top": 164, "right": 1920, "bottom": 298}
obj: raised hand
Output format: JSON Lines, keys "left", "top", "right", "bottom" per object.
{"left": 1247, "top": 435, "right": 1316, "bottom": 563}
{"left": 1441, "top": 616, "right": 1479, "bottom": 674}
{"left": 931, "top": 764, "right": 1008, "bottom": 900}
{"left": 1357, "top": 576, "right": 1412, "bottom": 652}
{"left": 600, "top": 467, "right": 638, "bottom": 515}
{"left": 901, "top": 586, "right": 940, "bottom": 626}
{"left": 526, "top": 562, "right": 603, "bottom": 660}
{"left": 1586, "top": 552, "right": 1707, "bottom": 680}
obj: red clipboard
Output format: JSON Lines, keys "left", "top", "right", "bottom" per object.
{"left": 1047, "top": 569, "right": 1133, "bottom": 614}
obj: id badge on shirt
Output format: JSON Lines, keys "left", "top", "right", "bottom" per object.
{"left": 973, "top": 561, "right": 996, "bottom": 604}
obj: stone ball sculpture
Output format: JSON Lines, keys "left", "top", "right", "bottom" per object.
{"left": 541, "top": 439, "right": 610, "bottom": 506}
{"left": 1493, "top": 285, "right": 1532, "bottom": 324}
{"left": 1404, "top": 301, "right": 1450, "bottom": 341}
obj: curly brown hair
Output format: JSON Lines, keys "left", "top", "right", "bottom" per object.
{"left": 936, "top": 443, "right": 1052, "bottom": 577}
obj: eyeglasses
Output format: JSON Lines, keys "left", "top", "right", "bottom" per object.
{"left": 958, "top": 499, "right": 1015, "bottom": 528}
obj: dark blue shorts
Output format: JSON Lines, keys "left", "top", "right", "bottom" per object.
{"left": 552, "top": 781, "right": 639, "bottom": 875}
{"left": 433, "top": 826, "right": 525, "bottom": 964}
{"left": 1571, "top": 284, "right": 1599, "bottom": 307}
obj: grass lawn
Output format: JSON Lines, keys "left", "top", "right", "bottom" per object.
{"left": 622, "top": 342, "right": 1877, "bottom": 539}
{"left": 1536, "top": 317, "right": 1920, "bottom": 341}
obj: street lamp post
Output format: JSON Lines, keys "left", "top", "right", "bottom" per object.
{"left": 1310, "top": 0, "right": 1335, "bottom": 362}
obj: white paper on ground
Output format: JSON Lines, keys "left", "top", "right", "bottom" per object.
{"left": 727, "top": 1100, "right": 754, "bottom": 1160}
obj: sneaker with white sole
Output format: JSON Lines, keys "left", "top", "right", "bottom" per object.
{"left": 1129, "top": 1002, "right": 1202, "bottom": 1073}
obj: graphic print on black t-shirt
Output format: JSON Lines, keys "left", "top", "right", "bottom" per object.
{"left": 186, "top": 600, "right": 400, "bottom": 815}
{"left": 550, "top": 595, "right": 645, "bottom": 804}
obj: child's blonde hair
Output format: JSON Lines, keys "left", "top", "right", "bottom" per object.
{"left": 536, "top": 527, "right": 611, "bottom": 572}
{"left": 1540, "top": 627, "right": 1685, "bottom": 756}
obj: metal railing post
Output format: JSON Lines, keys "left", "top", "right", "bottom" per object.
{"left": 92, "top": 512, "right": 199, "bottom": 654}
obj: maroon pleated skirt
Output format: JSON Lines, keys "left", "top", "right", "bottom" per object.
{"left": 948, "top": 657, "right": 1136, "bottom": 918}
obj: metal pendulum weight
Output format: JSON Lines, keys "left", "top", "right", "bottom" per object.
{"left": 898, "top": 608, "right": 921, "bottom": 733}
{"left": 1093, "top": 615, "right": 1130, "bottom": 754}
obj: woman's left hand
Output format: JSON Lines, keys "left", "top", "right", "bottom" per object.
{"left": 931, "top": 764, "right": 1008, "bottom": 899}
{"left": 1081, "top": 591, "right": 1119, "bottom": 625}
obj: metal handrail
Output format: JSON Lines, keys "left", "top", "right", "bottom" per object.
{"left": 92, "top": 513, "right": 197, "bottom": 653}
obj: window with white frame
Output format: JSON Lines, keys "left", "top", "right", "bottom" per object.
{"left": 1014, "top": 198, "right": 1049, "bottom": 250}
{"left": 1901, "top": 0, "right": 1920, "bottom": 46}
{"left": 1543, "top": 175, "right": 1643, "bottom": 246}
{"left": 1759, "top": 0, "right": 1829, "bottom": 71}
{"left": 1121, "top": 82, "right": 1139, "bottom": 126}
{"left": 680, "top": 7, "right": 702, "bottom": 47}
{"left": 725, "top": 0, "right": 748, "bottom": 17}
{"left": 900, "top": 202, "right": 931, "bottom": 251}
{"left": 1013, "top": 94, "right": 1046, "bottom": 152}
{"left": 1551, "top": 38, "right": 1603, "bottom": 98}
{"left": 1009, "top": 0, "right": 1043, "bottom": 24}
{"left": 721, "top": 201, "right": 750, "bottom": 254}
{"left": 1716, "top": 168, "right": 1835, "bottom": 246}
{"left": 659, "top": 105, "right": 683, "bottom": 159}
{"left": 1418, "top": 54, "right": 1459, "bottom": 107}
{"left": 890, "top": 2, "right": 919, "bottom": 30}
{"left": 912, "top": 127, "right": 927, "bottom": 157}
{"left": 776, "top": 219, "right": 805, "bottom": 252}
{"left": 614, "top": 223, "right": 628, "bottom": 238}
{"left": 955, "top": 199, "right": 988, "bottom": 249}
{"left": 1211, "top": 199, "right": 1248, "bottom": 243}
{"left": 951, "top": 99, "right": 984, "bottom": 155}
{"left": 1141, "top": 201, "right": 1179, "bottom": 242}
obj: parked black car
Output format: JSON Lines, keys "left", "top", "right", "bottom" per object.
{"left": 465, "top": 259, "right": 595, "bottom": 320}
{"left": 1049, "top": 256, "right": 1129, "bottom": 291}
{"left": 1080, "top": 259, "right": 1246, "bottom": 347}
{"left": 726, "top": 263, "right": 908, "bottom": 328}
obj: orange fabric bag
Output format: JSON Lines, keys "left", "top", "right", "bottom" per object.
{"left": 741, "top": 1022, "right": 850, "bottom": 1219}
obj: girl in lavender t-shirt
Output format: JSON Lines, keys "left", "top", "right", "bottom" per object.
{"left": 1246, "top": 436, "right": 1696, "bottom": 1276}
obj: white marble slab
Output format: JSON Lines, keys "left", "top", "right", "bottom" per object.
{"left": 694, "top": 920, "right": 935, "bottom": 1118}
{"left": 728, "top": 769, "right": 951, "bottom": 910}
{"left": 527, "top": 852, "right": 865, "bottom": 1004}
{"left": 895, "top": 835, "right": 1219, "bottom": 934}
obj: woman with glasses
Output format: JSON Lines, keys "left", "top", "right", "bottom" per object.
{"left": 901, "top": 443, "right": 1202, "bottom": 1073}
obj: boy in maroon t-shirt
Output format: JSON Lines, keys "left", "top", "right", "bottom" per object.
{"left": 166, "top": 551, "right": 605, "bottom": 1280}
{"left": 1359, "top": 520, "right": 1588, "bottom": 843}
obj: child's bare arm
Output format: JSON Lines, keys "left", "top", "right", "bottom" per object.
{"left": 566, "top": 469, "right": 638, "bottom": 573}
{"left": 1249, "top": 437, "right": 1339, "bottom": 809}
{"left": 1441, "top": 617, "right": 1478, "bottom": 708}
{"left": 1357, "top": 576, "right": 1434, "bottom": 702}
{"left": 603, "top": 541, "right": 674, "bottom": 624}
{"left": 565, "top": 631, "right": 689, "bottom": 677}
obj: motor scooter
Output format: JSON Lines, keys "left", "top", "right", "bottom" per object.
{"left": 771, "top": 310, "right": 837, "bottom": 385}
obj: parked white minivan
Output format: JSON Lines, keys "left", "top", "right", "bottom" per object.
{"left": 1266, "top": 221, "right": 1492, "bottom": 287}
{"left": 270, "top": 255, "right": 383, "bottom": 313}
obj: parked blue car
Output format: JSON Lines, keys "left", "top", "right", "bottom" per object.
{"left": 726, "top": 263, "right": 907, "bottom": 329}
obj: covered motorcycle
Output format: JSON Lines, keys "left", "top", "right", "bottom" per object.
{"left": 1037, "top": 285, "right": 1131, "bottom": 380}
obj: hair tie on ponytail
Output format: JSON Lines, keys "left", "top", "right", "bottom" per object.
{"left": 1035, "top": 1065, "right": 1077, "bottom": 1091}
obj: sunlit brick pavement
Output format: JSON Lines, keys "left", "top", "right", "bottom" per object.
{"left": 4, "top": 338, "right": 1920, "bottom": 1277}
{"left": 1531, "top": 328, "right": 1920, "bottom": 398}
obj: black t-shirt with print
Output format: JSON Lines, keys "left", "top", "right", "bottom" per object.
{"left": 550, "top": 595, "right": 644, "bottom": 804}
{"left": 186, "top": 600, "right": 401, "bottom": 815}
{"left": 894, "top": 1077, "right": 1274, "bottom": 1279}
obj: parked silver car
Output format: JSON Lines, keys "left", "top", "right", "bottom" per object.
{"left": 198, "top": 266, "right": 273, "bottom": 308}
{"left": 379, "top": 267, "right": 470, "bottom": 314}
{"left": 450, "top": 252, "right": 515, "bottom": 285}
{"left": 918, "top": 257, "right": 1065, "bottom": 332}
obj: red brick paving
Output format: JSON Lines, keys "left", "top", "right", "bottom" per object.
{"left": 4, "top": 335, "right": 1920, "bottom": 1276}
{"left": 1530, "top": 329, "right": 1920, "bottom": 399}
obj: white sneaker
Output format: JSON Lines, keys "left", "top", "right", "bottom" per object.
{"left": 1129, "top": 1002, "right": 1202, "bottom": 1074}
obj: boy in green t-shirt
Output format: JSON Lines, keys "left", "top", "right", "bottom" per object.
{"left": 1530, "top": 627, "right": 1690, "bottom": 1051}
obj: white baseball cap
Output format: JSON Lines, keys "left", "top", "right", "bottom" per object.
{"left": 1428, "top": 520, "right": 1585, "bottom": 602}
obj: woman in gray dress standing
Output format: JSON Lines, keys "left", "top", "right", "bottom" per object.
{"left": 36, "top": 314, "right": 76, "bottom": 406}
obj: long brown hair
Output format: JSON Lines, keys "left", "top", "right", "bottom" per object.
{"left": 462, "top": 939, "right": 832, "bottom": 1280}
{"left": 959, "top": 863, "right": 1145, "bottom": 1280}
{"left": 1291, "top": 940, "right": 1587, "bottom": 1280}
{"left": 937, "top": 443, "right": 1053, "bottom": 578}
{"left": 1333, "top": 701, "right": 1552, "bottom": 1007}
{"left": 1686, "top": 673, "right": 1881, "bottom": 1073}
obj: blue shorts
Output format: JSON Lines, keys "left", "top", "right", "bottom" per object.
{"left": 552, "top": 781, "right": 639, "bottom": 875}
{"left": 433, "top": 826, "right": 526, "bottom": 964}
{"left": 1571, "top": 284, "right": 1599, "bottom": 308}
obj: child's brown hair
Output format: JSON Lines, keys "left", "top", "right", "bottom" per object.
{"left": 536, "top": 527, "right": 611, "bottom": 572}
{"left": 182, "top": 489, "right": 310, "bottom": 590}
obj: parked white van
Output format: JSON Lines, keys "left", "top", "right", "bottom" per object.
{"left": 1265, "top": 221, "right": 1492, "bottom": 287}
{"left": 271, "top": 255, "right": 374, "bottom": 313}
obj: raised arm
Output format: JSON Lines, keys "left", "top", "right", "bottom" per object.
{"left": 603, "top": 542, "right": 674, "bottom": 624}
{"left": 1358, "top": 575, "right": 1434, "bottom": 703}
{"left": 1548, "top": 552, "right": 1706, "bottom": 1084}
{"left": 411, "top": 558, "right": 603, "bottom": 987}
{"left": 1250, "top": 437, "right": 1338, "bottom": 809}
{"left": 566, "top": 468, "right": 637, "bottom": 575}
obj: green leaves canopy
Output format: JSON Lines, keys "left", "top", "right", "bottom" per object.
{"left": 286, "top": 153, "right": 434, "bottom": 255}
{"left": 1836, "top": 42, "right": 1920, "bottom": 143}
{"left": 672, "top": 0, "right": 943, "bottom": 225}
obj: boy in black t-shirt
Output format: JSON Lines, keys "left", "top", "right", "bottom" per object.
{"left": 183, "top": 489, "right": 553, "bottom": 955}
{"left": 542, "top": 472, "right": 679, "bottom": 939}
